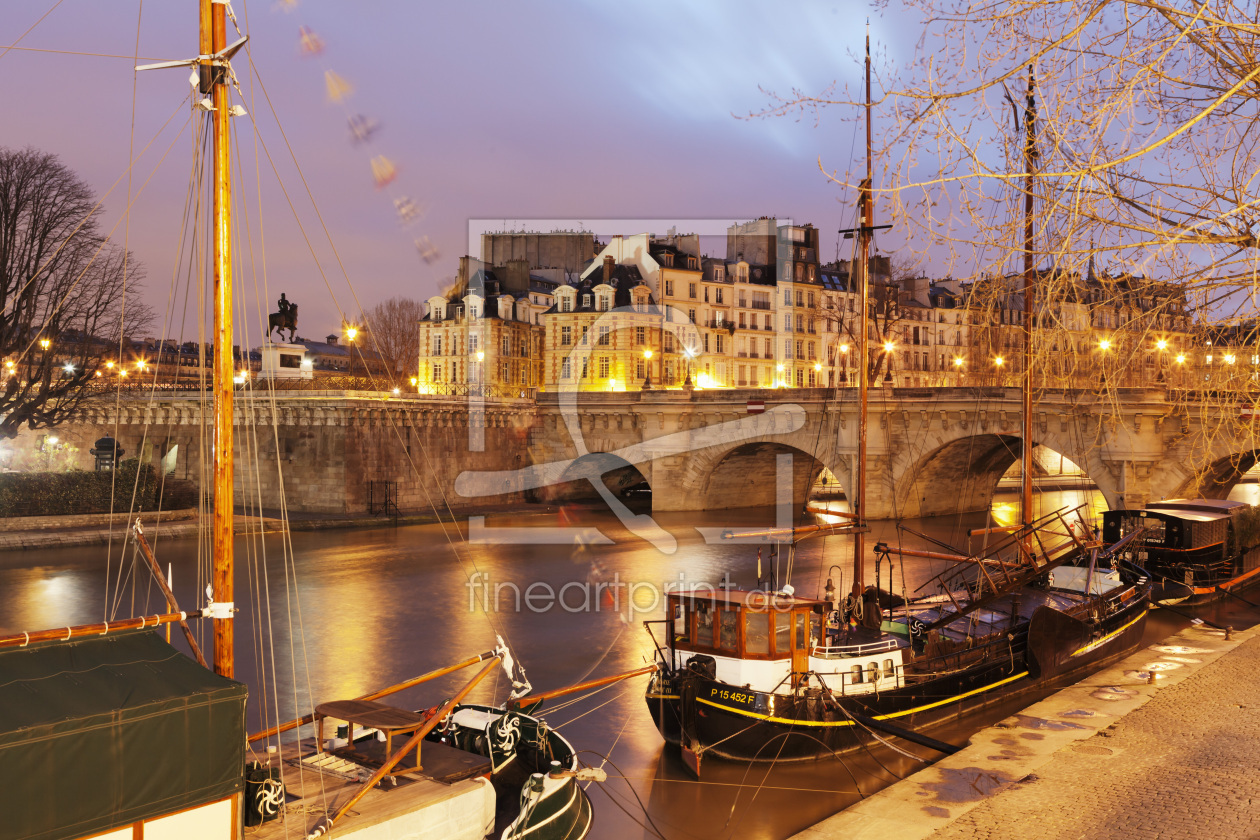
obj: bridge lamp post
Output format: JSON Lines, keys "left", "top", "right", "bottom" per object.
{"left": 1154, "top": 339, "right": 1168, "bottom": 383}
{"left": 814, "top": 361, "right": 822, "bottom": 388}
{"left": 683, "top": 348, "right": 695, "bottom": 390}
{"left": 993, "top": 355, "right": 1004, "bottom": 387}
{"left": 776, "top": 362, "right": 786, "bottom": 389}
{"left": 1096, "top": 337, "right": 1112, "bottom": 386}
{"left": 838, "top": 343, "right": 849, "bottom": 385}
{"left": 642, "top": 348, "right": 653, "bottom": 390}
{"left": 953, "top": 356, "right": 964, "bottom": 385}
{"left": 882, "top": 341, "right": 895, "bottom": 384}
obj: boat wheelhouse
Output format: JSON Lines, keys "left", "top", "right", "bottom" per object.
{"left": 1103, "top": 498, "right": 1260, "bottom": 603}
{"left": 661, "top": 589, "right": 906, "bottom": 697}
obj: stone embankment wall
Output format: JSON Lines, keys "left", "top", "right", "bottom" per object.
{"left": 5, "top": 393, "right": 537, "bottom": 516}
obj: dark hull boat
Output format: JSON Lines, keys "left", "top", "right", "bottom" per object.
{"left": 645, "top": 519, "right": 1152, "bottom": 764}
{"left": 1104, "top": 499, "right": 1260, "bottom": 606}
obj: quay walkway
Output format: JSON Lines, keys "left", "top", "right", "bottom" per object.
{"left": 794, "top": 616, "right": 1260, "bottom": 840}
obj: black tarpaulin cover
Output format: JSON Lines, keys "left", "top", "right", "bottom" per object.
{"left": 0, "top": 628, "right": 246, "bottom": 840}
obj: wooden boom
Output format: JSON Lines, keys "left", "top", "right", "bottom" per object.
{"left": 0, "top": 611, "right": 203, "bottom": 649}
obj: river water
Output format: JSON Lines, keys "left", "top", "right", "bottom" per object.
{"left": 2, "top": 486, "right": 1255, "bottom": 839}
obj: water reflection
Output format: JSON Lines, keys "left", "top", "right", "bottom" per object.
{"left": 2, "top": 486, "right": 1255, "bottom": 839}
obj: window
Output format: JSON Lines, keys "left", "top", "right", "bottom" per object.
{"left": 808, "top": 341, "right": 816, "bottom": 360}
{"left": 501, "top": 335, "right": 510, "bottom": 355}
{"left": 703, "top": 334, "right": 710, "bottom": 353}
{"left": 704, "top": 287, "right": 710, "bottom": 303}
{"left": 664, "top": 333, "right": 675, "bottom": 352}
{"left": 764, "top": 338, "right": 772, "bottom": 357}
{"left": 796, "top": 340, "right": 804, "bottom": 358}
{"left": 784, "top": 314, "right": 792, "bottom": 331}
{"left": 661, "top": 252, "right": 674, "bottom": 267}
{"left": 432, "top": 335, "right": 442, "bottom": 355}
{"left": 796, "top": 290, "right": 804, "bottom": 307}
{"left": 737, "top": 264, "right": 748, "bottom": 282}
{"left": 432, "top": 362, "right": 442, "bottom": 382}
{"left": 636, "top": 326, "right": 646, "bottom": 346}
{"left": 785, "top": 340, "right": 793, "bottom": 359}
{"left": 689, "top": 283, "right": 697, "bottom": 299}
{"left": 599, "top": 356, "right": 610, "bottom": 378}
{"left": 795, "top": 369, "right": 803, "bottom": 387}
{"left": 581, "top": 326, "right": 589, "bottom": 345}
{"left": 581, "top": 358, "right": 589, "bottom": 378}
{"left": 583, "top": 294, "right": 592, "bottom": 308}
{"left": 561, "top": 326, "right": 572, "bottom": 346}
{"left": 716, "top": 334, "right": 724, "bottom": 353}
{"left": 665, "top": 279, "right": 674, "bottom": 296}
{"left": 784, "top": 289, "right": 792, "bottom": 306}
{"left": 746, "top": 611, "right": 769, "bottom": 655}
{"left": 718, "top": 610, "right": 737, "bottom": 652}
{"left": 688, "top": 308, "right": 697, "bottom": 324}
{"left": 561, "top": 296, "right": 572, "bottom": 313}
{"left": 713, "top": 264, "right": 723, "bottom": 280}
{"left": 796, "top": 315, "right": 803, "bottom": 332}
{"left": 636, "top": 358, "right": 644, "bottom": 379}
{"left": 808, "top": 369, "right": 816, "bottom": 387}
{"left": 561, "top": 357, "right": 571, "bottom": 379}
{"left": 807, "top": 292, "right": 815, "bottom": 308}
{"left": 597, "top": 325, "right": 611, "bottom": 346}
{"left": 715, "top": 288, "right": 724, "bottom": 304}
{"left": 765, "top": 314, "right": 773, "bottom": 330}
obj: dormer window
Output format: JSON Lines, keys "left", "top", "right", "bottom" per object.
{"left": 688, "top": 257, "right": 698, "bottom": 270}
{"left": 561, "top": 295, "right": 572, "bottom": 313}
{"left": 583, "top": 294, "right": 592, "bottom": 308}
{"left": 661, "top": 252, "right": 674, "bottom": 267}
{"left": 714, "top": 265, "right": 724, "bottom": 282}
{"left": 737, "top": 264, "right": 748, "bottom": 283}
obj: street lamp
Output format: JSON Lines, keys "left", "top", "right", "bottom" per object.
{"left": 642, "top": 348, "right": 653, "bottom": 390}
{"left": 837, "top": 343, "right": 849, "bottom": 384}
{"left": 882, "top": 341, "right": 895, "bottom": 383}
{"left": 683, "top": 347, "right": 695, "bottom": 390}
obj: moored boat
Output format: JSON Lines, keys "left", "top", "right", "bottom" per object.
{"left": 644, "top": 514, "right": 1151, "bottom": 765}
{"left": 1103, "top": 498, "right": 1260, "bottom": 605}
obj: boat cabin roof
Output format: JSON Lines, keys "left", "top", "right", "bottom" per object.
{"left": 1144, "top": 499, "right": 1247, "bottom": 516}
{"left": 1107, "top": 506, "right": 1234, "bottom": 524}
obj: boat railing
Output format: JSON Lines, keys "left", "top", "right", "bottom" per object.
{"left": 811, "top": 637, "right": 899, "bottom": 659}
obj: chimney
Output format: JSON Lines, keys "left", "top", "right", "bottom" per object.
{"left": 603, "top": 254, "right": 614, "bottom": 284}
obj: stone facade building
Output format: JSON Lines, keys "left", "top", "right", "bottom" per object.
{"left": 415, "top": 219, "right": 1206, "bottom": 394}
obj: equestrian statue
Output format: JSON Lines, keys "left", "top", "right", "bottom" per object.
{"left": 269, "top": 292, "right": 299, "bottom": 343}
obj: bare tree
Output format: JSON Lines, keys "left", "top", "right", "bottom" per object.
{"left": 0, "top": 148, "right": 151, "bottom": 439}
{"left": 754, "top": 3, "right": 1260, "bottom": 482}
{"left": 361, "top": 295, "right": 424, "bottom": 382}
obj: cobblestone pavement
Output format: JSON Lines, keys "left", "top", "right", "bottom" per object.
{"left": 928, "top": 633, "right": 1260, "bottom": 840}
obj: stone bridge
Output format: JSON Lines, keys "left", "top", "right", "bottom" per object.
{"left": 7, "top": 386, "right": 1254, "bottom": 518}
{"left": 520, "top": 386, "right": 1256, "bottom": 518}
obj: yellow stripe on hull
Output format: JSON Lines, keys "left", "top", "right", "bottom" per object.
{"left": 694, "top": 671, "right": 1030, "bottom": 728}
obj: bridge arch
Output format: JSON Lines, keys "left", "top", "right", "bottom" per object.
{"left": 533, "top": 451, "right": 650, "bottom": 504}
{"left": 1173, "top": 448, "right": 1260, "bottom": 500}
{"left": 891, "top": 435, "right": 1113, "bottom": 520}
{"left": 665, "top": 441, "right": 837, "bottom": 512}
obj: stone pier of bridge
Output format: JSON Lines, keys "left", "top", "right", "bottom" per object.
{"left": 5, "top": 386, "right": 1252, "bottom": 518}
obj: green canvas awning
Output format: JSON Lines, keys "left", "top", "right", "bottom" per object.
{"left": 0, "top": 627, "right": 246, "bottom": 840}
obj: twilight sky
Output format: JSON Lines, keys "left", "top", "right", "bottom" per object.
{"left": 2, "top": 1, "right": 913, "bottom": 343}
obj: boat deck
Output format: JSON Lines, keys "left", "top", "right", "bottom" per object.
{"left": 248, "top": 736, "right": 494, "bottom": 840}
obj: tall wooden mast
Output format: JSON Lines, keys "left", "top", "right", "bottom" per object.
{"left": 202, "top": 0, "right": 234, "bottom": 679}
{"left": 852, "top": 26, "right": 873, "bottom": 603}
{"left": 1021, "top": 66, "right": 1036, "bottom": 541}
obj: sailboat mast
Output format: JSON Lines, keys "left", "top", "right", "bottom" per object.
{"left": 852, "top": 26, "right": 872, "bottom": 602}
{"left": 1020, "top": 66, "right": 1036, "bottom": 539}
{"left": 202, "top": 0, "right": 235, "bottom": 679}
